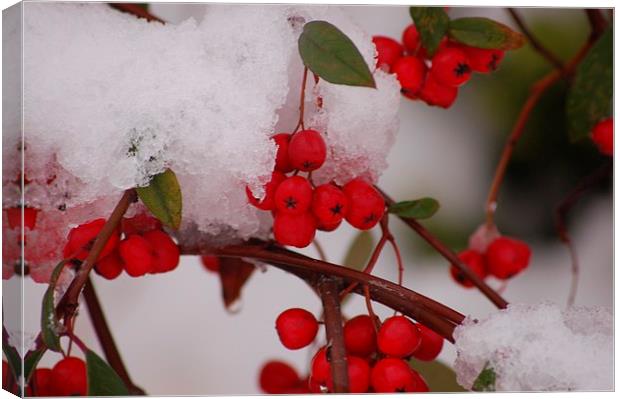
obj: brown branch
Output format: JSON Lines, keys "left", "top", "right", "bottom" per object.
{"left": 181, "top": 241, "right": 464, "bottom": 342}
{"left": 379, "top": 189, "right": 509, "bottom": 309}
{"left": 317, "top": 277, "right": 349, "bottom": 393}
{"left": 58, "top": 189, "right": 136, "bottom": 322}
{"left": 83, "top": 277, "right": 146, "bottom": 395}
{"left": 585, "top": 9, "right": 609, "bottom": 38}
{"left": 555, "top": 161, "right": 612, "bottom": 306}
{"left": 507, "top": 8, "right": 566, "bottom": 73}
{"left": 109, "top": 3, "right": 164, "bottom": 23}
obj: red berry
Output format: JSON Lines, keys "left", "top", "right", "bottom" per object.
{"left": 310, "top": 347, "right": 331, "bottom": 385}
{"left": 273, "top": 212, "right": 316, "bottom": 248}
{"left": 272, "top": 133, "right": 294, "bottom": 173}
{"left": 246, "top": 171, "right": 286, "bottom": 211}
{"left": 342, "top": 179, "right": 385, "bottom": 230}
{"left": 431, "top": 47, "right": 472, "bottom": 87}
{"left": 372, "top": 36, "right": 404, "bottom": 71}
{"left": 402, "top": 24, "right": 420, "bottom": 54}
{"left": 418, "top": 37, "right": 449, "bottom": 60}
{"left": 258, "top": 360, "right": 301, "bottom": 394}
{"left": 94, "top": 250, "right": 124, "bottom": 280}
{"left": 462, "top": 46, "right": 505, "bottom": 73}
{"left": 327, "top": 356, "right": 370, "bottom": 393}
{"left": 317, "top": 219, "right": 342, "bottom": 232}
{"left": 343, "top": 315, "right": 377, "bottom": 357}
{"left": 312, "top": 184, "right": 348, "bottom": 228}
{"left": 288, "top": 130, "right": 327, "bottom": 172}
{"left": 143, "top": 230, "right": 180, "bottom": 273}
{"left": 486, "top": 236, "right": 531, "bottom": 279}
{"left": 5, "top": 207, "right": 38, "bottom": 230}
{"left": 591, "top": 118, "right": 613, "bottom": 156}
{"left": 3, "top": 361, "right": 12, "bottom": 391}
{"left": 419, "top": 73, "right": 458, "bottom": 108}
{"left": 450, "top": 249, "right": 487, "bottom": 288}
{"left": 275, "top": 308, "right": 319, "bottom": 350}
{"left": 31, "top": 368, "right": 54, "bottom": 396}
{"left": 371, "top": 358, "right": 426, "bottom": 392}
{"left": 393, "top": 56, "right": 427, "bottom": 96}
{"left": 121, "top": 213, "right": 162, "bottom": 236}
{"left": 412, "top": 323, "right": 444, "bottom": 361}
{"left": 201, "top": 255, "right": 220, "bottom": 272}
{"left": 119, "top": 235, "right": 155, "bottom": 277}
{"left": 377, "top": 316, "right": 421, "bottom": 357}
{"left": 63, "top": 218, "right": 120, "bottom": 261}
{"left": 50, "top": 357, "right": 87, "bottom": 396}
{"left": 274, "top": 176, "right": 314, "bottom": 215}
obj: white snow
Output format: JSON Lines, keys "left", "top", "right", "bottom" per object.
{"left": 453, "top": 302, "right": 613, "bottom": 391}
{"left": 3, "top": 3, "right": 399, "bottom": 281}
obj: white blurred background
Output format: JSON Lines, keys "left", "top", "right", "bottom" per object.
{"left": 3, "top": 3, "right": 612, "bottom": 395}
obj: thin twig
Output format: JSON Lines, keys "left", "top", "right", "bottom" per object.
{"left": 293, "top": 67, "right": 309, "bottom": 133}
{"left": 318, "top": 277, "right": 349, "bottom": 393}
{"left": 312, "top": 239, "right": 327, "bottom": 262}
{"left": 507, "top": 8, "right": 566, "bottom": 73}
{"left": 379, "top": 189, "right": 510, "bottom": 310}
{"left": 83, "top": 277, "right": 146, "bottom": 395}
{"left": 555, "top": 161, "right": 612, "bottom": 307}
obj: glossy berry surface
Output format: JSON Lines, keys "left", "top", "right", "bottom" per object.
{"left": 393, "top": 56, "right": 427, "bottom": 96}
{"left": 591, "top": 118, "right": 613, "bottom": 156}
{"left": 5, "top": 207, "right": 38, "bottom": 230}
{"left": 372, "top": 36, "right": 404, "bottom": 71}
{"left": 327, "top": 356, "right": 370, "bottom": 393}
{"left": 246, "top": 171, "right": 286, "bottom": 211}
{"left": 63, "top": 218, "right": 119, "bottom": 261}
{"left": 275, "top": 308, "right": 319, "bottom": 350}
{"left": 371, "top": 358, "right": 424, "bottom": 392}
{"left": 50, "top": 357, "right": 87, "bottom": 396}
{"left": 450, "top": 249, "right": 487, "bottom": 288}
{"left": 486, "top": 236, "right": 531, "bottom": 279}
{"left": 121, "top": 213, "right": 162, "bottom": 236}
{"left": 119, "top": 234, "right": 155, "bottom": 277}
{"left": 273, "top": 212, "right": 316, "bottom": 248}
{"left": 312, "top": 184, "right": 348, "bottom": 227}
{"left": 258, "top": 360, "right": 301, "bottom": 394}
{"left": 462, "top": 46, "right": 505, "bottom": 73}
{"left": 31, "top": 368, "right": 54, "bottom": 396}
{"left": 95, "top": 250, "right": 124, "bottom": 280}
{"left": 412, "top": 323, "right": 444, "bottom": 361}
{"left": 431, "top": 47, "right": 472, "bottom": 87}
{"left": 343, "top": 179, "right": 385, "bottom": 230}
{"left": 310, "top": 347, "right": 330, "bottom": 385}
{"left": 402, "top": 24, "right": 420, "bottom": 54}
{"left": 201, "top": 255, "right": 220, "bottom": 272}
{"left": 377, "top": 316, "right": 421, "bottom": 357}
{"left": 288, "top": 130, "right": 327, "bottom": 172}
{"left": 272, "top": 133, "right": 294, "bottom": 173}
{"left": 343, "top": 315, "right": 377, "bottom": 357}
{"left": 419, "top": 72, "right": 458, "bottom": 108}
{"left": 274, "top": 176, "right": 313, "bottom": 215}
{"left": 143, "top": 230, "right": 180, "bottom": 273}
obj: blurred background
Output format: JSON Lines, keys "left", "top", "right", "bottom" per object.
{"left": 4, "top": 3, "right": 613, "bottom": 395}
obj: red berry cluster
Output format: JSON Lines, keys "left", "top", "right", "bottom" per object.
{"left": 3, "top": 357, "right": 87, "bottom": 396}
{"left": 263, "top": 309, "right": 444, "bottom": 393}
{"left": 246, "top": 130, "right": 386, "bottom": 248}
{"left": 373, "top": 24, "right": 505, "bottom": 108}
{"left": 450, "top": 236, "right": 531, "bottom": 287}
{"left": 591, "top": 117, "right": 613, "bottom": 157}
{"left": 63, "top": 213, "right": 180, "bottom": 279}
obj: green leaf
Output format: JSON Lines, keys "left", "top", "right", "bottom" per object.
{"left": 298, "top": 20, "right": 376, "bottom": 88}
{"left": 409, "top": 7, "right": 450, "bottom": 56}
{"left": 2, "top": 339, "right": 21, "bottom": 381}
{"left": 388, "top": 198, "right": 440, "bottom": 219}
{"left": 136, "top": 168, "right": 182, "bottom": 229}
{"left": 448, "top": 17, "right": 525, "bottom": 50}
{"left": 40, "top": 260, "right": 69, "bottom": 352}
{"left": 342, "top": 231, "right": 375, "bottom": 271}
{"left": 566, "top": 27, "right": 612, "bottom": 142}
{"left": 86, "top": 349, "right": 129, "bottom": 395}
{"left": 409, "top": 359, "right": 466, "bottom": 392}
{"left": 24, "top": 349, "right": 46, "bottom": 384}
{"left": 472, "top": 363, "right": 496, "bottom": 392}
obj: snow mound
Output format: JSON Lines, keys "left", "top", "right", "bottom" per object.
{"left": 453, "top": 302, "right": 613, "bottom": 391}
{"left": 3, "top": 3, "right": 400, "bottom": 281}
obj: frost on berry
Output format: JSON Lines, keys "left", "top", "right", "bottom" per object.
{"left": 453, "top": 303, "right": 613, "bottom": 391}
{"left": 3, "top": 4, "right": 399, "bottom": 282}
